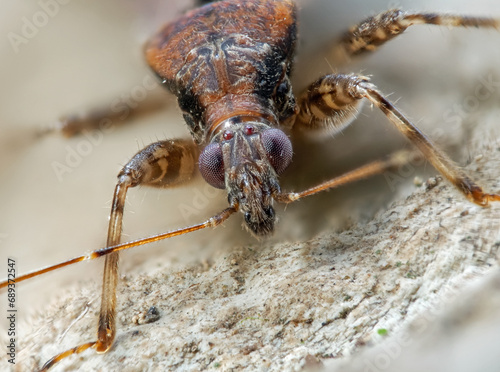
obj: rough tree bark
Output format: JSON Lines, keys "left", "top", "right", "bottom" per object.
{"left": 1, "top": 1, "right": 500, "bottom": 371}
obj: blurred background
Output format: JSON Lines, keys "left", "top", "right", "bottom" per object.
{"left": 0, "top": 1, "right": 499, "bottom": 366}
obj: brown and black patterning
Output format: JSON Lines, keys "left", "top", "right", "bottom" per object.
{"left": 4, "top": 1, "right": 498, "bottom": 370}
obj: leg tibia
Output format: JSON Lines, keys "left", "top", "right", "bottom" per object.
{"left": 48, "top": 97, "right": 168, "bottom": 138}
{"left": 296, "top": 73, "right": 499, "bottom": 205}
{"left": 96, "top": 138, "right": 198, "bottom": 355}
{"left": 359, "top": 84, "right": 500, "bottom": 205}
{"left": 38, "top": 138, "right": 210, "bottom": 369}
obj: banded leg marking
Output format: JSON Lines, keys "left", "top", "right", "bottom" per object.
{"left": 40, "top": 138, "right": 199, "bottom": 370}
{"left": 295, "top": 73, "right": 500, "bottom": 205}
{"left": 339, "top": 9, "right": 499, "bottom": 57}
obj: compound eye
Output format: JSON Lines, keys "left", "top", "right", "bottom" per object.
{"left": 199, "top": 143, "right": 225, "bottom": 189}
{"left": 261, "top": 129, "right": 293, "bottom": 175}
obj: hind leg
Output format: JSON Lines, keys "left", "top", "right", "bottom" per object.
{"left": 337, "top": 9, "right": 498, "bottom": 58}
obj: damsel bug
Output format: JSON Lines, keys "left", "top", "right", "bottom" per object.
{"left": 1, "top": 0, "right": 500, "bottom": 370}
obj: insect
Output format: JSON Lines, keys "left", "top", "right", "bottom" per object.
{"left": 1, "top": 0, "right": 499, "bottom": 370}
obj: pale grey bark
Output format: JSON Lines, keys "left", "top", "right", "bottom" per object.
{"left": 1, "top": 1, "right": 500, "bottom": 371}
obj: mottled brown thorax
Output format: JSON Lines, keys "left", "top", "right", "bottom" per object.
{"left": 145, "top": 0, "right": 298, "bottom": 144}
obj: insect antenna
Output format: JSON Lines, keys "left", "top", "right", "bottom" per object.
{"left": 0, "top": 206, "right": 237, "bottom": 289}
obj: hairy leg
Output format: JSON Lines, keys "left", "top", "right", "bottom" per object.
{"left": 337, "top": 9, "right": 498, "bottom": 58}
{"left": 40, "top": 138, "right": 199, "bottom": 370}
{"left": 294, "top": 73, "right": 500, "bottom": 205}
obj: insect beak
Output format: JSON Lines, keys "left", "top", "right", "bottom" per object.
{"left": 222, "top": 130, "right": 279, "bottom": 236}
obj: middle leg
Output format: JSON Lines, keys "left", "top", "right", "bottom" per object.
{"left": 293, "top": 73, "right": 500, "bottom": 206}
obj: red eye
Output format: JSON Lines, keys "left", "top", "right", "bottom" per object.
{"left": 199, "top": 143, "right": 225, "bottom": 189}
{"left": 223, "top": 130, "right": 234, "bottom": 141}
{"left": 261, "top": 129, "right": 293, "bottom": 175}
{"left": 244, "top": 125, "right": 254, "bottom": 135}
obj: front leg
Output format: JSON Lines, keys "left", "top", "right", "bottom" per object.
{"left": 294, "top": 73, "right": 500, "bottom": 206}
{"left": 41, "top": 138, "right": 199, "bottom": 370}
{"left": 97, "top": 138, "right": 199, "bottom": 353}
